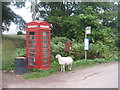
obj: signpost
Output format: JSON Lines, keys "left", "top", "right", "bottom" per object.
{"left": 84, "top": 38, "right": 90, "bottom": 50}
{"left": 84, "top": 26, "right": 91, "bottom": 60}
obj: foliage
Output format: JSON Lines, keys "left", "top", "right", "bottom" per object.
{"left": 2, "top": 35, "right": 25, "bottom": 70}
{"left": 36, "top": 2, "right": 76, "bottom": 19}
{"left": 88, "top": 42, "right": 112, "bottom": 59}
{"left": 50, "top": 37, "right": 118, "bottom": 62}
{"left": 72, "top": 43, "right": 84, "bottom": 59}
{"left": 2, "top": 35, "right": 118, "bottom": 80}
{"left": 92, "top": 26, "right": 117, "bottom": 46}
{"left": 17, "top": 31, "right": 23, "bottom": 35}
{"left": 2, "top": 35, "right": 118, "bottom": 71}
{"left": 16, "top": 48, "right": 26, "bottom": 57}
{"left": 2, "top": 2, "right": 26, "bottom": 32}
{"left": 51, "top": 37, "right": 71, "bottom": 44}
{"left": 45, "top": 15, "right": 117, "bottom": 45}
{"left": 36, "top": 2, "right": 118, "bottom": 41}
{"left": 51, "top": 37, "right": 71, "bottom": 59}
{"left": 35, "top": 2, "right": 118, "bottom": 53}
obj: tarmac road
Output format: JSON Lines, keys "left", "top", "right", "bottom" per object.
{"left": 2, "top": 61, "right": 118, "bottom": 88}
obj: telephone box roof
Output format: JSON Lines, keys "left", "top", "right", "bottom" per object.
{"left": 33, "top": 20, "right": 45, "bottom": 23}
{"left": 27, "top": 20, "right": 50, "bottom": 24}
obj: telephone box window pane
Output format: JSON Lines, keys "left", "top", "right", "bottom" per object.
{"left": 43, "top": 36, "right": 48, "bottom": 39}
{"left": 43, "top": 49, "right": 48, "bottom": 52}
{"left": 29, "top": 41, "right": 35, "bottom": 44}
{"left": 43, "top": 41, "right": 48, "bottom": 44}
{"left": 42, "top": 32, "right": 48, "bottom": 35}
{"left": 43, "top": 45, "right": 48, "bottom": 48}
{"left": 29, "top": 45, "right": 35, "bottom": 48}
{"left": 29, "top": 49, "right": 35, "bottom": 53}
{"left": 29, "top": 54, "right": 35, "bottom": 57}
{"left": 43, "top": 62, "right": 48, "bottom": 66}
{"left": 29, "top": 58, "right": 35, "bottom": 61}
{"left": 43, "top": 54, "right": 48, "bottom": 57}
{"left": 29, "top": 36, "right": 35, "bottom": 39}
{"left": 43, "top": 58, "right": 48, "bottom": 61}
{"left": 29, "top": 32, "right": 35, "bottom": 35}
{"left": 29, "top": 62, "right": 36, "bottom": 66}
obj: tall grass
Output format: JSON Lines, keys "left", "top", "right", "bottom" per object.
{"left": 2, "top": 35, "right": 26, "bottom": 70}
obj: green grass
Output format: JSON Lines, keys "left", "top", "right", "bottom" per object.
{"left": 2, "top": 34, "right": 119, "bottom": 79}
{"left": 2, "top": 34, "right": 26, "bottom": 70}
{"left": 24, "top": 61, "right": 59, "bottom": 79}
{"left": 23, "top": 57, "right": 118, "bottom": 79}
{"left": 3, "top": 34, "right": 26, "bottom": 39}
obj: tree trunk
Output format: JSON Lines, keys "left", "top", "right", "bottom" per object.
{"left": 31, "top": 0, "right": 37, "bottom": 21}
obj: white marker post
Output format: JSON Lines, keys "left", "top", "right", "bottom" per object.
{"left": 84, "top": 26, "right": 91, "bottom": 60}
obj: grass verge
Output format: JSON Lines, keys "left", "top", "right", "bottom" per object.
{"left": 23, "top": 56, "right": 118, "bottom": 79}
{"left": 2, "top": 35, "right": 26, "bottom": 70}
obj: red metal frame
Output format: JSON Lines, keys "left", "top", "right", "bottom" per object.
{"left": 26, "top": 21, "right": 50, "bottom": 70}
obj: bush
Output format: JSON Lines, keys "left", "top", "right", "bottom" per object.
{"left": 71, "top": 41, "right": 114, "bottom": 60}
{"left": 17, "top": 31, "right": 23, "bottom": 35}
{"left": 2, "top": 36, "right": 116, "bottom": 70}
{"left": 72, "top": 43, "right": 84, "bottom": 60}
{"left": 51, "top": 37, "right": 72, "bottom": 61}
{"left": 88, "top": 42, "right": 112, "bottom": 59}
{"left": 16, "top": 48, "right": 26, "bottom": 57}
{"left": 50, "top": 37, "right": 115, "bottom": 61}
{"left": 51, "top": 37, "right": 71, "bottom": 44}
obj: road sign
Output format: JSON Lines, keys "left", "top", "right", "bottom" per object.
{"left": 84, "top": 38, "right": 90, "bottom": 50}
{"left": 85, "top": 26, "right": 91, "bottom": 34}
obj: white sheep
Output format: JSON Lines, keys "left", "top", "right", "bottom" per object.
{"left": 55, "top": 54, "right": 73, "bottom": 72}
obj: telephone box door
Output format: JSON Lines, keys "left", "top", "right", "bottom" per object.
{"left": 41, "top": 30, "right": 50, "bottom": 70}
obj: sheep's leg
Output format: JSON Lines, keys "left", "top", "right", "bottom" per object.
{"left": 61, "top": 65, "right": 63, "bottom": 71}
{"left": 68, "top": 65, "right": 70, "bottom": 70}
{"left": 69, "top": 64, "right": 72, "bottom": 70}
{"left": 63, "top": 65, "right": 65, "bottom": 72}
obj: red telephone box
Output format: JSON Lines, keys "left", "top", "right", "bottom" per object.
{"left": 26, "top": 20, "right": 50, "bottom": 70}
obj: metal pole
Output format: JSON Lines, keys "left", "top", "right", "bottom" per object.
{"left": 85, "top": 51, "right": 87, "bottom": 60}
{"left": 85, "top": 30, "right": 87, "bottom": 60}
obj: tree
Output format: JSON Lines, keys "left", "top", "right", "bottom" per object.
{"left": 35, "top": 2, "right": 118, "bottom": 46}
{"left": 17, "top": 31, "right": 23, "bottom": 35}
{"left": 31, "top": 0, "right": 37, "bottom": 21}
{"left": 2, "top": 2, "right": 27, "bottom": 32}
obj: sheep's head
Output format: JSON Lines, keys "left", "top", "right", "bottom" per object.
{"left": 55, "top": 54, "right": 61, "bottom": 58}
